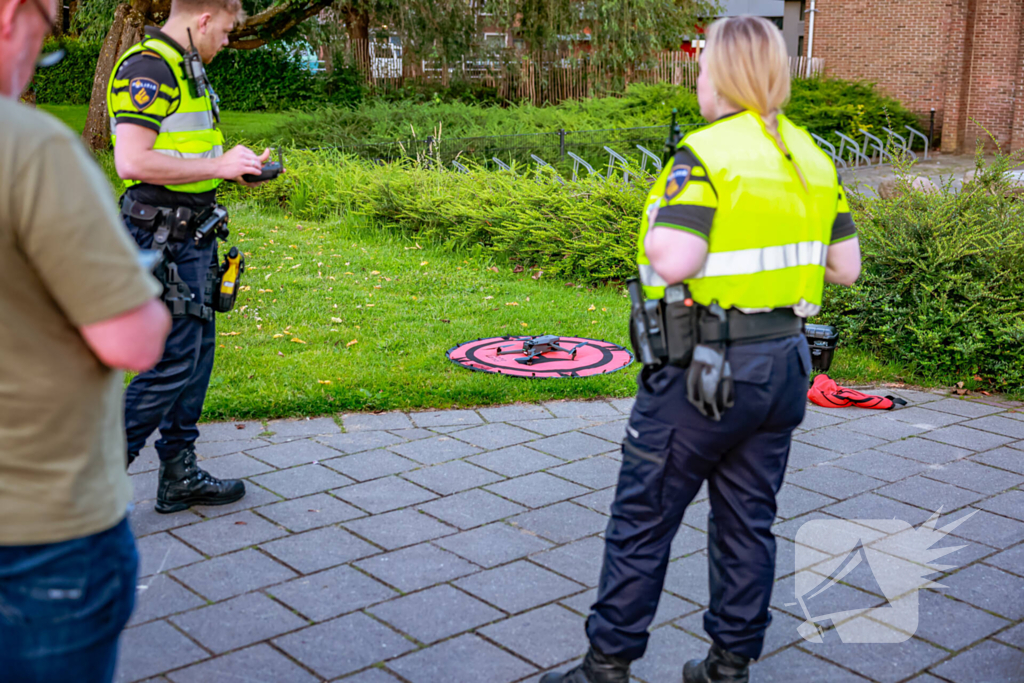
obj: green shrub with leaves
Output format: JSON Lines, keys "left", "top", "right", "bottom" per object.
{"left": 31, "top": 39, "right": 102, "bottom": 105}
{"left": 820, "top": 151, "right": 1024, "bottom": 393}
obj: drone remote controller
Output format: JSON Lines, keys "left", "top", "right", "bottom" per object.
{"left": 242, "top": 147, "right": 284, "bottom": 183}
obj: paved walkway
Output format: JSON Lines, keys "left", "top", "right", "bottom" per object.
{"left": 118, "top": 390, "right": 1024, "bottom": 682}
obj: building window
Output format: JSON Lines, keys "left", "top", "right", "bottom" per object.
{"left": 799, "top": 0, "right": 806, "bottom": 20}
{"left": 797, "top": 35, "right": 804, "bottom": 56}
{"left": 769, "top": 17, "right": 783, "bottom": 31}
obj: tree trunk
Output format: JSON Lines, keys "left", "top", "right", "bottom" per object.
{"left": 343, "top": 7, "right": 370, "bottom": 76}
{"left": 81, "top": 0, "right": 159, "bottom": 151}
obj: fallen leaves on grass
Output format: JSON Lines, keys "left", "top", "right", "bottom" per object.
{"left": 532, "top": 270, "right": 544, "bottom": 280}
{"left": 420, "top": 261, "right": 429, "bottom": 266}
{"left": 331, "top": 317, "right": 343, "bottom": 323}
{"left": 513, "top": 265, "right": 524, "bottom": 273}
{"left": 318, "top": 380, "right": 332, "bottom": 384}
{"left": 219, "top": 331, "right": 241, "bottom": 336}
{"left": 506, "top": 302, "right": 519, "bottom": 306}
{"left": 291, "top": 338, "right": 307, "bottom": 344}
{"left": 588, "top": 305, "right": 596, "bottom": 311}
{"left": 484, "top": 296, "right": 494, "bottom": 300}
{"left": 346, "top": 339, "right": 358, "bottom": 347}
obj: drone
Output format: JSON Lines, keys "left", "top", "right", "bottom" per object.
{"left": 495, "top": 335, "right": 589, "bottom": 365}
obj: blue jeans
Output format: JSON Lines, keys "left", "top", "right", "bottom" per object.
{"left": 0, "top": 518, "right": 138, "bottom": 683}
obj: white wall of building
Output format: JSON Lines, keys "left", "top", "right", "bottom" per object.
{"left": 716, "top": 0, "right": 785, "bottom": 17}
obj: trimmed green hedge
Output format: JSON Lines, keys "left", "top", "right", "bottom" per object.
{"left": 32, "top": 39, "right": 101, "bottom": 105}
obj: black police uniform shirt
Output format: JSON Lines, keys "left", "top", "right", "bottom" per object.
{"left": 110, "top": 26, "right": 218, "bottom": 210}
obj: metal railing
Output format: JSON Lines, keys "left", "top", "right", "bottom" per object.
{"left": 813, "top": 126, "right": 932, "bottom": 168}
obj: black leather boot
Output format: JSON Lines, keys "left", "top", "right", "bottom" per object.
{"left": 683, "top": 643, "right": 750, "bottom": 683}
{"left": 540, "top": 647, "right": 630, "bottom": 683}
{"left": 155, "top": 446, "right": 245, "bottom": 514}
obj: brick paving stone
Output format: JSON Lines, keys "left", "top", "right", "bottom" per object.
{"left": 822, "top": 493, "right": 934, "bottom": 531}
{"left": 793, "top": 427, "right": 888, "bottom": 454}
{"left": 797, "top": 409, "right": 848, "bottom": 431}
{"left": 774, "top": 537, "right": 831, "bottom": 578}
{"left": 388, "top": 634, "right": 537, "bottom": 683}
{"left": 268, "top": 564, "right": 397, "bottom": 622}
{"left": 246, "top": 440, "right": 341, "bottom": 469}
{"left": 985, "top": 543, "right": 1024, "bottom": 577}
{"left": 877, "top": 437, "right": 973, "bottom": 464}
{"left": 786, "top": 441, "right": 845, "bottom": 469}
{"left": 922, "top": 425, "right": 1015, "bottom": 452}
{"left": 369, "top": 585, "right": 503, "bottom": 643}
{"left": 136, "top": 533, "right": 203, "bottom": 578}
{"left": 388, "top": 428, "right": 437, "bottom": 440}
{"left": 962, "top": 415, "right": 1024, "bottom": 439}
{"left": 775, "top": 483, "right": 836, "bottom": 520}
{"left": 630, "top": 624, "right": 708, "bottom": 683}
{"left": 479, "top": 604, "right": 587, "bottom": 668}
{"left": 325, "top": 449, "right": 419, "bottom": 482}
{"left": 785, "top": 464, "right": 885, "bottom": 500}
{"left": 1009, "top": 439, "right": 1024, "bottom": 450}
{"left": 508, "top": 417, "right": 598, "bottom": 437}
{"left": 355, "top": 543, "right": 477, "bottom": 592}
{"left": 453, "top": 423, "right": 540, "bottom": 450}
{"left": 759, "top": 610, "right": 805, "bottom": 657}
{"left": 401, "top": 460, "right": 505, "bottom": 495}
{"left": 332, "top": 476, "right": 437, "bottom": 514}
{"left": 889, "top": 389, "right": 944, "bottom": 404}
{"left": 751, "top": 647, "right": 871, "bottom": 683}
{"left": 466, "top": 446, "right": 565, "bottom": 477}
{"left": 477, "top": 403, "right": 553, "bottom": 422}
{"left": 132, "top": 470, "right": 158, "bottom": 503}
{"left": 995, "top": 622, "right": 1024, "bottom": 647}
{"left": 273, "top": 612, "right": 416, "bottom": 680}
{"left": 343, "top": 668, "right": 404, "bottom": 683}
{"left": 509, "top": 502, "right": 609, "bottom": 543}
{"left": 429, "top": 425, "right": 477, "bottom": 435}
{"left": 609, "top": 398, "right": 635, "bottom": 414}
{"left": 197, "top": 452, "right": 274, "bottom": 479}
{"left": 128, "top": 574, "right": 206, "bottom": 627}
{"left": 410, "top": 409, "right": 483, "bottom": 428}
{"left": 682, "top": 498, "right": 710, "bottom": 532}
{"left": 261, "top": 526, "right": 379, "bottom": 574}
{"left": 580, "top": 420, "right": 628, "bottom": 444}
{"left": 341, "top": 412, "right": 416, "bottom": 432}
{"left": 191, "top": 485, "right": 283, "bottom": 519}
{"left": 455, "top": 560, "right": 582, "bottom": 613}
{"left": 316, "top": 430, "right": 405, "bottom": 454}
{"left": 131, "top": 447, "right": 160, "bottom": 473}
{"left": 670, "top": 525, "right": 706, "bottom": 559}
{"left": 255, "top": 492, "right": 365, "bottom": 532}
{"left": 171, "top": 511, "right": 286, "bottom": 556}
{"left": 840, "top": 415, "right": 931, "bottom": 441}
{"left": 560, "top": 588, "right": 693, "bottom": 629}
{"left": 550, "top": 457, "right": 622, "bottom": 490}
{"left": 433, "top": 522, "right": 553, "bottom": 568}
{"left": 418, "top": 489, "right": 527, "bottom": 529}
{"left": 1007, "top": 411, "right": 1024, "bottom": 422}
{"left": 485, "top": 472, "right": 590, "bottom": 508}
{"left": 197, "top": 421, "right": 263, "bottom": 442}
{"left": 972, "top": 447, "right": 1024, "bottom": 475}
{"left": 251, "top": 464, "right": 354, "bottom": 499}
{"left": 939, "top": 564, "right": 1024, "bottom": 619}
{"left": 804, "top": 404, "right": 874, "bottom": 420}
{"left": 923, "top": 460, "right": 1024, "bottom": 494}
{"left": 888, "top": 406, "right": 969, "bottom": 428}
{"left": 264, "top": 417, "right": 341, "bottom": 443}
{"left": 874, "top": 476, "right": 984, "bottom": 512}
{"left": 388, "top": 436, "right": 483, "bottom": 465}
{"left": 869, "top": 589, "right": 1011, "bottom": 651}
{"left": 771, "top": 511, "right": 836, "bottom": 545}
{"left": 830, "top": 449, "right": 930, "bottom": 483}
{"left": 171, "top": 592, "right": 308, "bottom": 654}
{"left": 930, "top": 639, "right": 1024, "bottom": 683}
{"left": 171, "top": 548, "right": 296, "bottom": 601}
{"left": 926, "top": 398, "right": 1006, "bottom": 419}
{"left": 572, "top": 488, "right": 616, "bottom": 516}
{"left": 671, "top": 609, "right": 708, "bottom": 640}
{"left": 166, "top": 644, "right": 319, "bottom": 683}
{"left": 664, "top": 554, "right": 710, "bottom": 606}
{"left": 542, "top": 400, "right": 618, "bottom": 419}
{"left": 129, "top": 504, "right": 202, "bottom": 538}
{"left": 196, "top": 439, "right": 269, "bottom": 458}
{"left": 532, "top": 536, "right": 606, "bottom": 586}
{"left": 114, "top": 621, "right": 209, "bottom": 683}
{"left": 530, "top": 432, "right": 618, "bottom": 461}
{"left": 343, "top": 509, "right": 456, "bottom": 550}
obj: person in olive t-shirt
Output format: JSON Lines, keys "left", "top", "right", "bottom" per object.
{"left": 0, "top": 0, "right": 170, "bottom": 678}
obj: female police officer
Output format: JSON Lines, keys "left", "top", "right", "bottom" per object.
{"left": 542, "top": 16, "right": 862, "bottom": 683}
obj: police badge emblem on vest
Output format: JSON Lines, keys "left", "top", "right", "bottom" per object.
{"left": 130, "top": 77, "right": 159, "bottom": 111}
{"left": 664, "top": 164, "right": 691, "bottom": 201}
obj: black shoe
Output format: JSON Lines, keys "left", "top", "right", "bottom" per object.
{"left": 683, "top": 643, "right": 750, "bottom": 683}
{"left": 541, "top": 647, "right": 630, "bottom": 683}
{"left": 155, "top": 446, "right": 245, "bottom": 514}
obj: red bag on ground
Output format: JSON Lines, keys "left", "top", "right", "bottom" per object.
{"left": 808, "top": 374, "right": 908, "bottom": 410}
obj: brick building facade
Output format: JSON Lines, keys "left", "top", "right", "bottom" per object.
{"left": 810, "top": 0, "right": 1024, "bottom": 152}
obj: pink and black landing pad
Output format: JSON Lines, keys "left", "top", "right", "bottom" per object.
{"left": 447, "top": 335, "right": 634, "bottom": 379}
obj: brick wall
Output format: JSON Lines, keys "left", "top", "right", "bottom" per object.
{"left": 810, "top": 0, "right": 1024, "bottom": 152}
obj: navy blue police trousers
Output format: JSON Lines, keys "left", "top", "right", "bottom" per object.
{"left": 123, "top": 219, "right": 218, "bottom": 462}
{"left": 587, "top": 334, "right": 812, "bottom": 662}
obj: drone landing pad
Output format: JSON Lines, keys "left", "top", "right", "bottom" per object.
{"left": 447, "top": 336, "right": 633, "bottom": 379}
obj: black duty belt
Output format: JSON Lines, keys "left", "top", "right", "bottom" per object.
{"left": 698, "top": 308, "right": 804, "bottom": 345}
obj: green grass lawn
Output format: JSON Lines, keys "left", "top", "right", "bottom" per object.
{"left": 38, "top": 104, "right": 289, "bottom": 143}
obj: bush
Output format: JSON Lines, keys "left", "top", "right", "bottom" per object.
{"left": 820, "top": 151, "right": 1024, "bottom": 394}
{"left": 31, "top": 39, "right": 102, "bottom": 105}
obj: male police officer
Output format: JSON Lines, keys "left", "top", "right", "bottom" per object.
{"left": 109, "top": 0, "right": 269, "bottom": 513}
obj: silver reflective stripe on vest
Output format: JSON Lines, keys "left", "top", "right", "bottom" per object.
{"left": 160, "top": 110, "right": 214, "bottom": 133}
{"left": 155, "top": 145, "right": 224, "bottom": 160}
{"left": 639, "top": 263, "right": 669, "bottom": 288}
{"left": 691, "top": 241, "right": 828, "bottom": 280}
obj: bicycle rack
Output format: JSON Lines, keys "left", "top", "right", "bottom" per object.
{"left": 451, "top": 160, "right": 470, "bottom": 174}
{"left": 491, "top": 157, "right": 516, "bottom": 175}
{"left": 604, "top": 146, "right": 632, "bottom": 184}
{"left": 811, "top": 133, "right": 846, "bottom": 169}
{"left": 881, "top": 127, "right": 913, "bottom": 160}
{"left": 835, "top": 132, "right": 872, "bottom": 167}
{"left": 567, "top": 152, "right": 602, "bottom": 182}
{"left": 531, "top": 154, "right": 565, "bottom": 185}
{"left": 636, "top": 145, "right": 663, "bottom": 175}
{"left": 904, "top": 126, "right": 930, "bottom": 160}
{"left": 860, "top": 128, "right": 895, "bottom": 165}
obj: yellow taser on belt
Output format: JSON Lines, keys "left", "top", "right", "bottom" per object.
{"left": 215, "top": 246, "right": 244, "bottom": 313}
